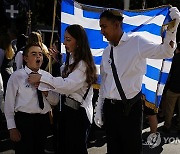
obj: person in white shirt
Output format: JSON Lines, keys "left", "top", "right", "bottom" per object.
{"left": 4, "top": 43, "right": 59, "bottom": 154}
{"left": 15, "top": 50, "right": 24, "bottom": 70}
{"left": 28, "top": 24, "right": 97, "bottom": 154}
{"left": 94, "top": 8, "right": 180, "bottom": 154}
{"left": 14, "top": 34, "right": 27, "bottom": 70}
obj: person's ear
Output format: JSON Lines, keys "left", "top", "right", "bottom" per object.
{"left": 23, "top": 56, "right": 28, "bottom": 63}
{"left": 115, "top": 20, "right": 121, "bottom": 29}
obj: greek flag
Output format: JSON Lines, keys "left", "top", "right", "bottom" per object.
{"left": 60, "top": 0, "right": 172, "bottom": 110}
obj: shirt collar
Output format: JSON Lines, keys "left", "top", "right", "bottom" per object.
{"left": 24, "top": 66, "right": 41, "bottom": 74}
{"left": 109, "top": 32, "right": 130, "bottom": 47}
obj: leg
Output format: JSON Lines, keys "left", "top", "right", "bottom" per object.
{"left": 34, "top": 113, "right": 50, "bottom": 154}
{"left": 122, "top": 99, "right": 143, "bottom": 154}
{"left": 143, "top": 103, "right": 158, "bottom": 133}
{"left": 103, "top": 101, "right": 122, "bottom": 154}
{"left": 52, "top": 106, "right": 61, "bottom": 154}
{"left": 76, "top": 108, "right": 90, "bottom": 154}
{"left": 148, "top": 114, "right": 158, "bottom": 133}
{"left": 164, "top": 90, "right": 178, "bottom": 129}
{"left": 159, "top": 95, "right": 166, "bottom": 117}
{"left": 103, "top": 98, "right": 143, "bottom": 154}
{"left": 14, "top": 112, "right": 35, "bottom": 154}
{"left": 59, "top": 106, "right": 90, "bottom": 154}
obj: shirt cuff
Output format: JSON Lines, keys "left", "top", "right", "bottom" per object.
{"left": 7, "top": 119, "right": 16, "bottom": 130}
{"left": 38, "top": 82, "right": 54, "bottom": 91}
{"left": 39, "top": 74, "right": 55, "bottom": 90}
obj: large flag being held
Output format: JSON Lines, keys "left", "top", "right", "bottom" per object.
{"left": 60, "top": 0, "right": 173, "bottom": 111}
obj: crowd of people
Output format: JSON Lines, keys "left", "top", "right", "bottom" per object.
{"left": 0, "top": 6, "right": 180, "bottom": 154}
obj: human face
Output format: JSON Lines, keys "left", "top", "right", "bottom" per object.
{"left": 24, "top": 46, "right": 43, "bottom": 72}
{"left": 100, "top": 17, "right": 120, "bottom": 43}
{"left": 63, "top": 30, "right": 77, "bottom": 54}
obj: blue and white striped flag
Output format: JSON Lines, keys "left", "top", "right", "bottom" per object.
{"left": 60, "top": 0, "right": 173, "bottom": 111}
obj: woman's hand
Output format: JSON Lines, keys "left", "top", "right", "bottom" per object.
{"left": 48, "top": 47, "right": 60, "bottom": 62}
{"left": 28, "top": 73, "right": 42, "bottom": 85}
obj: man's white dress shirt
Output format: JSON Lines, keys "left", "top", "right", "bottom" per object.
{"left": 99, "top": 32, "right": 175, "bottom": 101}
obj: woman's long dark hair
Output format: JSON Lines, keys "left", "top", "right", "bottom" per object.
{"left": 62, "top": 24, "right": 97, "bottom": 86}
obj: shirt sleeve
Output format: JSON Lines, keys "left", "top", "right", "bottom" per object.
{"left": 137, "top": 32, "right": 175, "bottom": 59}
{"left": 97, "top": 60, "right": 106, "bottom": 109}
{"left": 40, "top": 61, "right": 86, "bottom": 95}
{"left": 4, "top": 73, "right": 18, "bottom": 130}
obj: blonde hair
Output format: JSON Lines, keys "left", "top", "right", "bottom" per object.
{"left": 27, "top": 32, "right": 49, "bottom": 57}
{"left": 0, "top": 33, "right": 14, "bottom": 59}
{"left": 5, "top": 44, "right": 14, "bottom": 59}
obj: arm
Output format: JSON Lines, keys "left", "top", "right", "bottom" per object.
{"left": 138, "top": 7, "right": 180, "bottom": 59}
{"left": 94, "top": 62, "right": 106, "bottom": 128}
{"left": 4, "top": 74, "right": 21, "bottom": 142}
{"left": 4, "top": 74, "right": 18, "bottom": 130}
{"left": 137, "top": 35, "right": 174, "bottom": 59}
{"left": 29, "top": 61, "right": 86, "bottom": 95}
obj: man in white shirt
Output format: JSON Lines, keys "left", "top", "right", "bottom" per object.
{"left": 4, "top": 44, "right": 59, "bottom": 154}
{"left": 94, "top": 8, "right": 180, "bottom": 154}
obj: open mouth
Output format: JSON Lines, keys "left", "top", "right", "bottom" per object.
{"left": 36, "top": 60, "right": 40, "bottom": 63}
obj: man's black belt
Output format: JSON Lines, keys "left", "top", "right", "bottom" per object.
{"left": 105, "top": 92, "right": 141, "bottom": 105}
{"left": 105, "top": 92, "right": 142, "bottom": 116}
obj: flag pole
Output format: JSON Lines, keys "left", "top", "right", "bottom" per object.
{"left": 48, "top": 0, "right": 57, "bottom": 127}
{"left": 49, "top": 0, "right": 57, "bottom": 74}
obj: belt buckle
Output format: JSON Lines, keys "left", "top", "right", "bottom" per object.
{"left": 110, "top": 99, "right": 116, "bottom": 104}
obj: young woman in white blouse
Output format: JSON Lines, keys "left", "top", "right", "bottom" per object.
{"left": 28, "top": 24, "right": 97, "bottom": 154}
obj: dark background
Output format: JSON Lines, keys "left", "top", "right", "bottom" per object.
{"left": 0, "top": 0, "right": 179, "bottom": 42}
